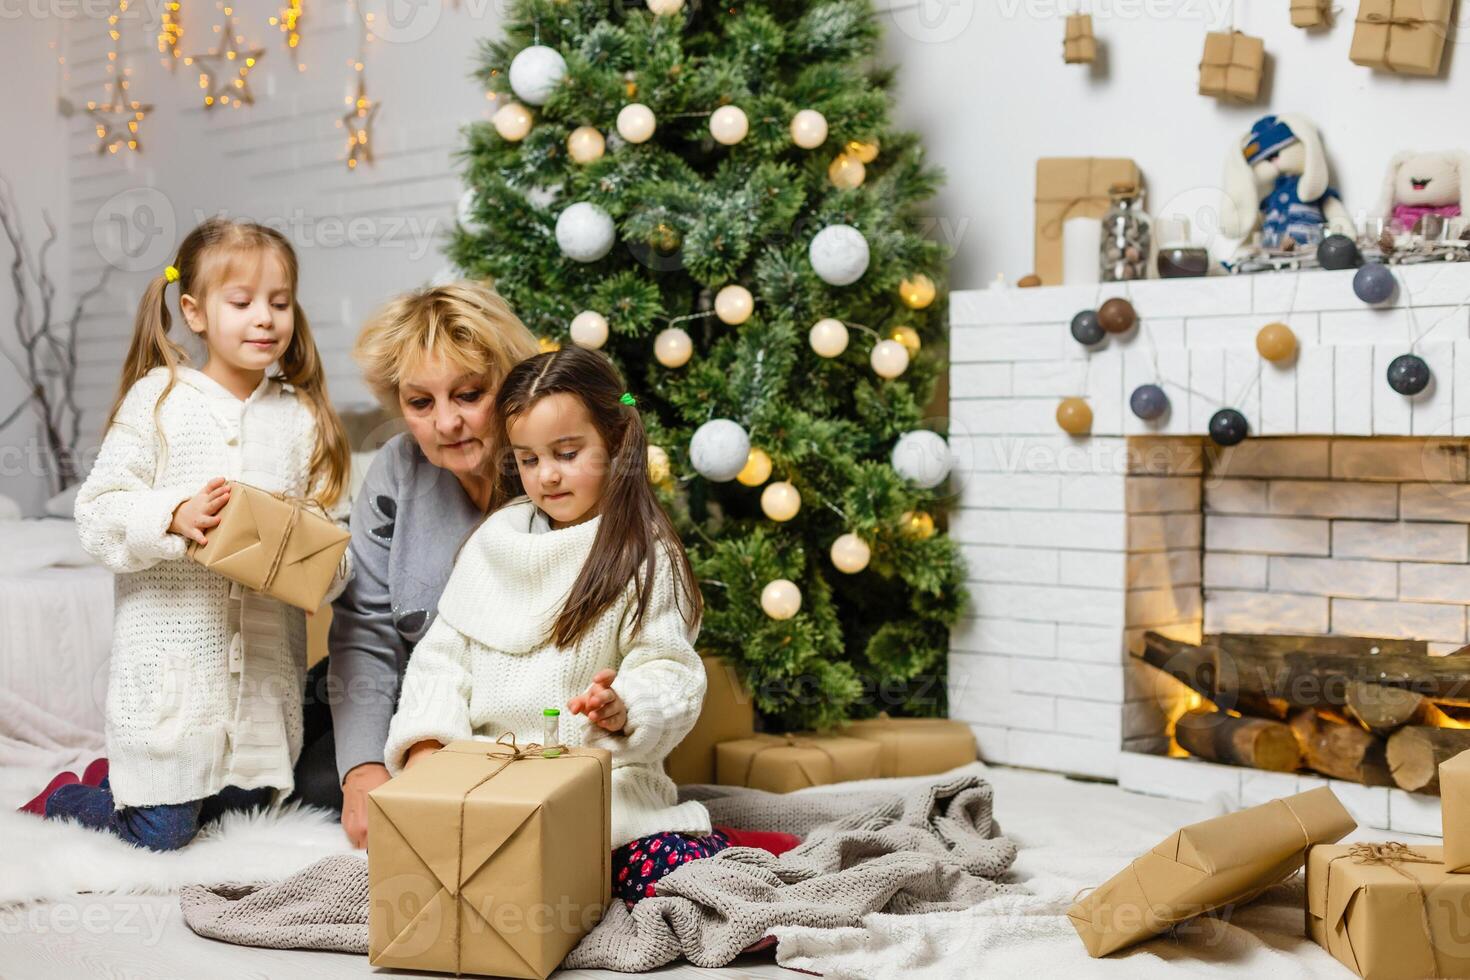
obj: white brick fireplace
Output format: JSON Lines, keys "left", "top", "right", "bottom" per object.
{"left": 944, "top": 264, "right": 1470, "bottom": 834}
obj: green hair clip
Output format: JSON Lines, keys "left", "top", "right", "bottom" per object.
{"left": 620, "top": 392, "right": 637, "bottom": 406}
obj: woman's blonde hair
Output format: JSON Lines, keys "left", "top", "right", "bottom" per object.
{"left": 109, "top": 217, "right": 350, "bottom": 508}
{"left": 353, "top": 280, "right": 539, "bottom": 409}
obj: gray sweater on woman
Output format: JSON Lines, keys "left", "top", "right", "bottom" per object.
{"left": 327, "top": 433, "right": 488, "bottom": 781}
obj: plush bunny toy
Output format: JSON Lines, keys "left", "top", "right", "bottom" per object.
{"left": 1221, "top": 113, "right": 1356, "bottom": 248}
{"left": 1374, "top": 151, "right": 1467, "bottom": 234}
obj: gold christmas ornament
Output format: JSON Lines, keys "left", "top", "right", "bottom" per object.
{"left": 890, "top": 325, "right": 921, "bottom": 355}
{"left": 714, "top": 284, "right": 754, "bottom": 325}
{"left": 616, "top": 103, "right": 655, "bottom": 143}
{"left": 567, "top": 125, "right": 605, "bottom": 164}
{"left": 1256, "top": 322, "right": 1297, "bottom": 362}
{"left": 647, "top": 444, "right": 671, "bottom": 484}
{"left": 827, "top": 152, "right": 866, "bottom": 189}
{"left": 651, "top": 222, "right": 681, "bottom": 254}
{"left": 569, "top": 310, "right": 609, "bottom": 349}
{"left": 830, "top": 533, "right": 871, "bottom": 574}
{"left": 493, "top": 102, "right": 533, "bottom": 141}
{"left": 760, "top": 481, "right": 801, "bottom": 522}
{"left": 654, "top": 327, "right": 693, "bottom": 368}
{"left": 187, "top": 12, "right": 265, "bottom": 109}
{"left": 538, "top": 336, "right": 562, "bottom": 353}
{"left": 760, "top": 578, "right": 802, "bottom": 620}
{"left": 736, "top": 447, "right": 772, "bottom": 487}
{"left": 870, "top": 339, "right": 910, "bottom": 379}
{"left": 809, "top": 317, "right": 849, "bottom": 358}
{"left": 789, "top": 109, "right": 828, "bottom": 149}
{"left": 709, "top": 104, "right": 748, "bottom": 145}
{"left": 846, "top": 139, "right": 879, "bottom": 163}
{"left": 900, "top": 510, "right": 935, "bottom": 540}
{"left": 899, "top": 273, "right": 936, "bottom": 310}
{"left": 1056, "top": 397, "right": 1093, "bottom": 435}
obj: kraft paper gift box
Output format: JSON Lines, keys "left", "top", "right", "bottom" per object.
{"left": 1034, "top": 157, "right": 1142, "bottom": 285}
{"left": 1292, "top": 0, "right": 1330, "bottom": 27}
{"left": 1067, "top": 786, "right": 1355, "bottom": 957}
{"left": 1198, "top": 30, "right": 1265, "bottom": 102}
{"left": 715, "top": 732, "right": 881, "bottom": 793}
{"left": 1063, "top": 13, "right": 1097, "bottom": 64}
{"left": 1350, "top": 0, "right": 1453, "bottom": 75}
{"left": 187, "top": 481, "right": 349, "bottom": 613}
{"left": 1307, "top": 843, "right": 1470, "bottom": 979}
{"left": 1443, "top": 749, "right": 1470, "bottom": 872}
{"left": 664, "top": 655, "right": 755, "bottom": 785}
{"left": 368, "top": 739, "right": 612, "bottom": 979}
{"left": 839, "top": 712, "right": 977, "bottom": 778}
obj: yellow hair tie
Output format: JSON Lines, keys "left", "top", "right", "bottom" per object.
{"left": 164, "top": 265, "right": 180, "bottom": 283}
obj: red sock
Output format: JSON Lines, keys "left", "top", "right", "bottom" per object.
{"left": 18, "top": 771, "right": 79, "bottom": 816}
{"left": 715, "top": 825, "right": 802, "bottom": 857}
{"left": 82, "top": 758, "right": 109, "bottom": 788}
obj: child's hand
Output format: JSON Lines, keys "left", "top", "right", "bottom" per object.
{"left": 170, "top": 477, "right": 231, "bottom": 545}
{"left": 403, "top": 739, "right": 443, "bottom": 770}
{"left": 568, "top": 668, "right": 627, "bottom": 734}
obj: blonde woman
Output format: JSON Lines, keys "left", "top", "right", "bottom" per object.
{"left": 293, "top": 281, "right": 538, "bottom": 847}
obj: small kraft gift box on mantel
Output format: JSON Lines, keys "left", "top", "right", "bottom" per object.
{"left": 368, "top": 737, "right": 612, "bottom": 979}
{"left": 1198, "top": 30, "right": 1265, "bottom": 102}
{"left": 186, "top": 481, "right": 349, "bottom": 613}
{"left": 715, "top": 732, "right": 880, "bottom": 793}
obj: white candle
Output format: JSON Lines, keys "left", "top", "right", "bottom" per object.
{"left": 1063, "top": 216, "right": 1101, "bottom": 285}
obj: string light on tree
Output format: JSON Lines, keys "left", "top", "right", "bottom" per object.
{"left": 654, "top": 327, "right": 692, "bottom": 367}
{"left": 616, "top": 103, "right": 655, "bottom": 143}
{"left": 830, "top": 533, "right": 871, "bottom": 574}
{"left": 760, "top": 481, "right": 801, "bottom": 521}
{"left": 508, "top": 45, "right": 565, "bottom": 105}
{"left": 736, "top": 448, "right": 772, "bottom": 487}
{"left": 789, "top": 109, "right": 827, "bottom": 148}
{"left": 899, "top": 273, "right": 935, "bottom": 310}
{"left": 714, "top": 284, "right": 753, "bottom": 325}
{"left": 646, "top": 0, "right": 684, "bottom": 15}
{"left": 760, "top": 579, "right": 802, "bottom": 620}
{"left": 690, "top": 418, "right": 750, "bottom": 482}
{"left": 900, "top": 510, "right": 935, "bottom": 540}
{"left": 709, "top": 104, "right": 747, "bottom": 145}
{"left": 870, "top": 339, "right": 909, "bottom": 379}
{"left": 569, "top": 310, "right": 608, "bottom": 349}
{"left": 186, "top": 10, "right": 265, "bottom": 109}
{"left": 494, "top": 102, "right": 533, "bottom": 141}
{"left": 827, "top": 152, "right": 865, "bottom": 189}
{"left": 88, "top": 0, "right": 153, "bottom": 155}
{"left": 567, "top": 125, "right": 605, "bottom": 164}
{"left": 889, "top": 325, "right": 920, "bottom": 355}
{"left": 809, "top": 318, "right": 849, "bottom": 357}
{"left": 846, "top": 138, "right": 878, "bottom": 162}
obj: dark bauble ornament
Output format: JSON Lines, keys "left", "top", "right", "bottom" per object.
{"left": 1387, "top": 353, "right": 1431, "bottom": 396}
{"left": 1098, "top": 297, "right": 1137, "bottom": 334}
{"left": 1353, "top": 263, "right": 1397, "bottom": 304}
{"left": 1318, "top": 234, "right": 1362, "bottom": 271}
{"left": 1130, "top": 384, "right": 1169, "bottom": 421}
{"left": 1209, "top": 408, "right": 1249, "bottom": 447}
{"left": 1070, "top": 309, "right": 1105, "bottom": 346}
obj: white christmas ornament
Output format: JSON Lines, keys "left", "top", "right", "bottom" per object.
{"left": 508, "top": 45, "right": 567, "bottom": 106}
{"left": 760, "top": 481, "right": 801, "bottom": 521}
{"left": 492, "top": 102, "right": 533, "bottom": 141}
{"left": 646, "top": 0, "right": 683, "bottom": 14}
{"left": 808, "top": 317, "right": 849, "bottom": 358}
{"left": 617, "top": 103, "right": 656, "bottom": 143}
{"left": 555, "top": 202, "right": 615, "bottom": 262}
{"left": 569, "top": 310, "right": 609, "bottom": 349}
{"left": 891, "top": 430, "right": 953, "bottom": 489}
{"left": 709, "top": 105, "right": 748, "bottom": 145}
{"left": 790, "top": 109, "right": 827, "bottom": 149}
{"left": 690, "top": 418, "right": 750, "bottom": 482}
{"left": 761, "top": 579, "right": 802, "bottom": 620}
{"left": 567, "top": 126, "right": 605, "bottom": 164}
{"left": 870, "top": 339, "right": 910, "bottom": 379}
{"left": 809, "top": 224, "right": 869, "bottom": 286}
{"left": 714, "top": 284, "right": 754, "bottom": 325}
{"left": 654, "top": 327, "right": 692, "bottom": 368}
{"left": 830, "top": 533, "right": 871, "bottom": 574}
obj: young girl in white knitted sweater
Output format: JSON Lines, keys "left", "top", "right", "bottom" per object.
{"left": 38, "top": 218, "right": 351, "bottom": 851}
{"left": 384, "top": 346, "right": 797, "bottom": 906}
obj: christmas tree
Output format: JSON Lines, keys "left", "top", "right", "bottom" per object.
{"left": 449, "top": 0, "right": 966, "bottom": 731}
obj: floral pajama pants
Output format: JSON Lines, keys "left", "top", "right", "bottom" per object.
{"left": 611, "top": 828, "right": 731, "bottom": 906}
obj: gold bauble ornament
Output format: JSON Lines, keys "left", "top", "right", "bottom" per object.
{"left": 760, "top": 578, "right": 802, "bottom": 620}
{"left": 736, "top": 447, "right": 772, "bottom": 487}
{"left": 709, "top": 104, "right": 748, "bottom": 145}
{"left": 567, "top": 125, "right": 605, "bottom": 164}
{"left": 900, "top": 510, "right": 935, "bottom": 540}
{"left": 870, "top": 339, "right": 910, "bottom": 379}
{"left": 828, "top": 152, "right": 866, "bottom": 189}
{"left": 714, "top": 284, "right": 754, "bottom": 325}
{"left": 1256, "top": 322, "right": 1297, "bottom": 362}
{"left": 654, "top": 327, "right": 693, "bottom": 368}
{"left": 651, "top": 222, "right": 681, "bottom": 254}
{"left": 647, "top": 444, "right": 671, "bottom": 484}
{"left": 890, "top": 325, "right": 921, "bottom": 355}
{"left": 846, "top": 139, "right": 879, "bottom": 163}
{"left": 830, "top": 533, "right": 871, "bottom": 574}
{"left": 809, "top": 318, "right": 849, "bottom": 358}
{"left": 493, "top": 102, "right": 533, "bottom": 141}
{"left": 1056, "top": 397, "right": 1093, "bottom": 435}
{"left": 789, "top": 109, "right": 828, "bottom": 149}
{"left": 760, "top": 480, "right": 801, "bottom": 521}
{"left": 899, "top": 273, "right": 936, "bottom": 310}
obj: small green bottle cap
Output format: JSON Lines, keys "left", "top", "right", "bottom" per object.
{"left": 543, "top": 707, "right": 560, "bottom": 716}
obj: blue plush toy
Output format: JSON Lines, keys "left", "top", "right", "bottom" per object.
{"left": 1221, "top": 114, "right": 1357, "bottom": 249}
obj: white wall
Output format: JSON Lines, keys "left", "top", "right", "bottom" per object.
{"left": 876, "top": 0, "right": 1470, "bottom": 287}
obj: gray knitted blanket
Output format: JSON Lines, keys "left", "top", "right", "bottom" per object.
{"left": 180, "top": 769, "right": 1016, "bottom": 971}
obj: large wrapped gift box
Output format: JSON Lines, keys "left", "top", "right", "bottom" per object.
{"left": 187, "top": 481, "right": 349, "bottom": 613}
{"left": 1443, "top": 749, "right": 1470, "bottom": 872}
{"left": 368, "top": 739, "right": 612, "bottom": 979}
{"left": 715, "top": 733, "right": 881, "bottom": 793}
{"left": 1063, "top": 13, "right": 1096, "bottom": 64}
{"left": 839, "top": 713, "right": 977, "bottom": 777}
{"left": 1034, "top": 157, "right": 1142, "bottom": 285}
{"left": 1067, "top": 787, "right": 1355, "bottom": 957}
{"left": 664, "top": 655, "right": 755, "bottom": 785}
{"left": 1198, "top": 30, "right": 1265, "bottom": 102}
{"left": 1308, "top": 843, "right": 1470, "bottom": 978}
{"left": 1350, "top": 0, "right": 1453, "bottom": 75}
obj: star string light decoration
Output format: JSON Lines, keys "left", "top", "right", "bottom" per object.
{"left": 269, "top": 0, "right": 306, "bottom": 72}
{"left": 157, "top": 0, "right": 183, "bottom": 70}
{"left": 87, "top": 0, "right": 154, "bottom": 154}
{"left": 185, "top": 9, "right": 265, "bottom": 108}
{"left": 341, "top": 72, "right": 379, "bottom": 170}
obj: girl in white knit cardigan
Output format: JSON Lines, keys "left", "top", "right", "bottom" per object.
{"left": 40, "top": 218, "right": 352, "bottom": 851}
{"left": 384, "top": 346, "right": 798, "bottom": 907}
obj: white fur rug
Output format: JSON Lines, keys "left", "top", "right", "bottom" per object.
{"left": 0, "top": 795, "right": 354, "bottom": 907}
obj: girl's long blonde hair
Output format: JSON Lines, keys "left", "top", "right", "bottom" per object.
{"left": 107, "top": 217, "right": 349, "bottom": 508}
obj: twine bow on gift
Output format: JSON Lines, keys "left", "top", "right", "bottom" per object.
{"left": 1325, "top": 842, "right": 1444, "bottom": 978}
{"left": 251, "top": 489, "right": 330, "bottom": 592}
